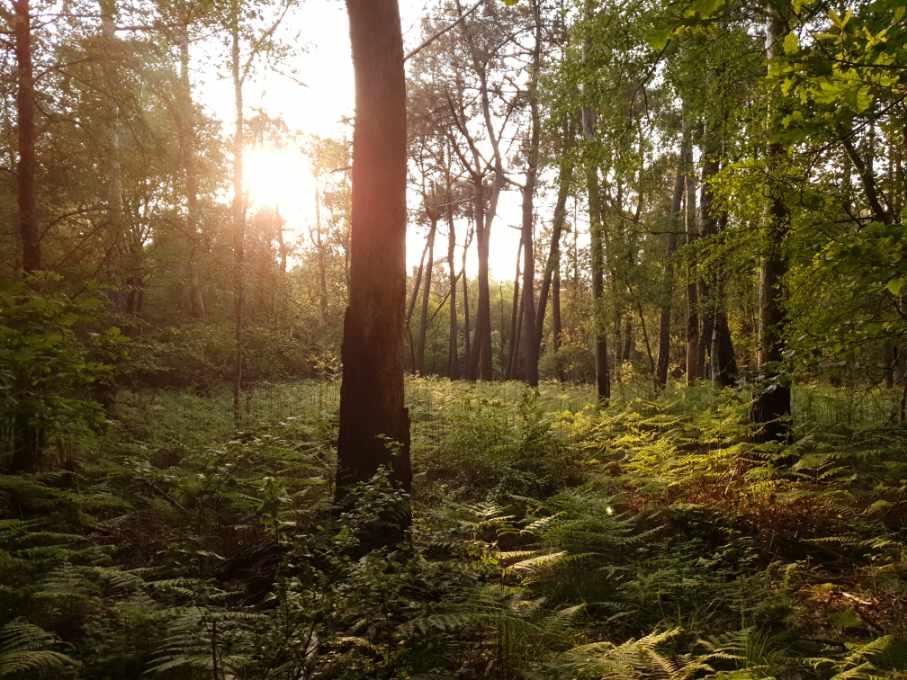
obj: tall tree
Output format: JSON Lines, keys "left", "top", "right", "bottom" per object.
{"left": 335, "top": 0, "right": 411, "bottom": 532}
{"left": 514, "top": 0, "right": 543, "bottom": 387}
{"left": 656, "top": 144, "right": 686, "bottom": 388}
{"left": 751, "top": 0, "right": 791, "bottom": 442}
{"left": 12, "top": 0, "right": 39, "bottom": 275}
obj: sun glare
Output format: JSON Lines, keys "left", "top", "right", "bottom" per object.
{"left": 244, "top": 145, "right": 316, "bottom": 232}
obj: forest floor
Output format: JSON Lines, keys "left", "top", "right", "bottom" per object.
{"left": 2, "top": 378, "right": 907, "bottom": 679}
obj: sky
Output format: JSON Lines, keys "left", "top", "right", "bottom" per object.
{"left": 195, "top": 0, "right": 527, "bottom": 281}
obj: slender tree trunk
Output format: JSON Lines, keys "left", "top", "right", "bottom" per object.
{"left": 507, "top": 238, "right": 523, "bottom": 378}
{"left": 336, "top": 0, "right": 411, "bottom": 529}
{"left": 752, "top": 0, "right": 792, "bottom": 443}
{"left": 276, "top": 214, "right": 288, "bottom": 323}
{"left": 405, "top": 237, "right": 426, "bottom": 364}
{"left": 581, "top": 2, "right": 608, "bottom": 403}
{"left": 179, "top": 25, "right": 206, "bottom": 320}
{"left": 462, "top": 223, "right": 472, "bottom": 369}
{"left": 14, "top": 0, "right": 38, "bottom": 275}
{"left": 230, "top": 4, "right": 245, "bottom": 425}
{"left": 583, "top": 113, "right": 609, "bottom": 404}
{"left": 698, "top": 115, "right": 738, "bottom": 385}
{"left": 622, "top": 318, "right": 634, "bottom": 362}
{"left": 684, "top": 113, "right": 700, "bottom": 385}
{"left": 515, "top": 0, "right": 542, "bottom": 387}
{"left": 656, "top": 150, "right": 685, "bottom": 388}
{"left": 100, "top": 0, "right": 126, "bottom": 290}
{"left": 446, "top": 207, "right": 459, "bottom": 379}
{"left": 552, "top": 258, "right": 563, "bottom": 379}
{"left": 536, "top": 123, "right": 574, "bottom": 364}
{"left": 407, "top": 246, "right": 428, "bottom": 324}
{"left": 315, "top": 184, "right": 328, "bottom": 323}
{"left": 417, "top": 218, "right": 437, "bottom": 374}
{"left": 467, "top": 180, "right": 495, "bottom": 380}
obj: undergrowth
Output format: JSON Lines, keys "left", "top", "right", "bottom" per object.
{"left": 1, "top": 378, "right": 905, "bottom": 678}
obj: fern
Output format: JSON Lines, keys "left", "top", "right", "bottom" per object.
{"left": 0, "top": 621, "right": 77, "bottom": 678}
{"left": 555, "top": 627, "right": 695, "bottom": 680}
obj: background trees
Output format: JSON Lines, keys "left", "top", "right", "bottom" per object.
{"left": 0, "top": 0, "right": 904, "bottom": 469}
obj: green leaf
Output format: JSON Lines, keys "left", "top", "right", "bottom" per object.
{"left": 885, "top": 276, "right": 907, "bottom": 296}
{"left": 783, "top": 32, "right": 799, "bottom": 54}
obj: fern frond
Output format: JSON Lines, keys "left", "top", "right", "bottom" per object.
{"left": 0, "top": 621, "right": 77, "bottom": 678}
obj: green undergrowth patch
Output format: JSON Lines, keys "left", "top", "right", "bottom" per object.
{"left": 1, "top": 379, "right": 906, "bottom": 678}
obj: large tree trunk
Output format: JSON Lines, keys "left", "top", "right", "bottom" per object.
{"left": 656, "top": 149, "right": 686, "bottom": 388}
{"left": 336, "top": 0, "right": 411, "bottom": 530}
{"left": 416, "top": 217, "right": 437, "bottom": 374}
{"left": 752, "top": 0, "right": 792, "bottom": 442}
{"left": 14, "top": 0, "right": 38, "bottom": 275}
{"left": 230, "top": 6, "right": 246, "bottom": 426}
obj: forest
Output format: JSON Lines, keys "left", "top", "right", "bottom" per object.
{"left": 1, "top": 0, "right": 906, "bottom": 677}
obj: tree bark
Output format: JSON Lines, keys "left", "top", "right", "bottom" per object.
{"left": 336, "top": 0, "right": 411, "bottom": 529}
{"left": 752, "top": 0, "right": 792, "bottom": 443}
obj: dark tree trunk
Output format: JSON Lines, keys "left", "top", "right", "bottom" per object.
{"left": 14, "top": 0, "right": 39, "bottom": 275}
{"left": 11, "top": 0, "right": 40, "bottom": 473}
{"left": 515, "top": 0, "right": 542, "bottom": 387}
{"left": 336, "top": 0, "right": 411, "bottom": 531}
{"left": 656, "top": 152, "right": 685, "bottom": 388}
{"left": 622, "top": 318, "right": 634, "bottom": 363}
{"left": 711, "top": 307, "right": 737, "bottom": 387}
{"left": 583, "top": 112, "right": 609, "bottom": 404}
{"left": 752, "top": 0, "right": 792, "bottom": 443}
